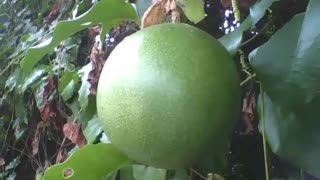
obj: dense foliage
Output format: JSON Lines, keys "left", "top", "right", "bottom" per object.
{"left": 0, "top": 0, "right": 318, "bottom": 180}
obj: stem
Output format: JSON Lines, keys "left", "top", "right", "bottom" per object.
{"left": 190, "top": 168, "right": 208, "bottom": 180}
{"left": 240, "top": 73, "right": 256, "bottom": 86}
{"left": 300, "top": 169, "right": 304, "bottom": 180}
{"left": 231, "top": 0, "right": 240, "bottom": 21}
{"left": 260, "top": 85, "right": 270, "bottom": 180}
{"left": 240, "top": 18, "right": 275, "bottom": 47}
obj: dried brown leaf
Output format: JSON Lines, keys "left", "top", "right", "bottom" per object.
{"left": 0, "top": 157, "right": 5, "bottom": 167}
{"left": 142, "top": 0, "right": 181, "bottom": 28}
{"left": 55, "top": 148, "right": 67, "bottom": 163}
{"left": 220, "top": 0, "right": 231, "bottom": 8}
{"left": 31, "top": 122, "right": 46, "bottom": 156}
{"left": 44, "top": 0, "right": 62, "bottom": 24}
{"left": 42, "top": 76, "right": 58, "bottom": 99}
{"left": 88, "top": 26, "right": 101, "bottom": 40}
{"left": 141, "top": 0, "right": 169, "bottom": 29}
{"left": 242, "top": 91, "right": 256, "bottom": 134}
{"left": 167, "top": 0, "right": 180, "bottom": 23}
{"left": 39, "top": 102, "right": 57, "bottom": 122}
{"left": 88, "top": 43, "right": 105, "bottom": 95}
{"left": 63, "top": 122, "right": 87, "bottom": 147}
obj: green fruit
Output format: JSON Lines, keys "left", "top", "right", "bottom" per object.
{"left": 96, "top": 23, "right": 240, "bottom": 170}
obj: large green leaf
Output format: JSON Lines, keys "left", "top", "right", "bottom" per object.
{"left": 219, "top": 0, "right": 278, "bottom": 55}
{"left": 42, "top": 143, "right": 131, "bottom": 180}
{"left": 20, "top": 0, "right": 138, "bottom": 74}
{"left": 250, "top": 1, "right": 320, "bottom": 108}
{"left": 250, "top": 0, "right": 320, "bottom": 177}
{"left": 258, "top": 93, "right": 320, "bottom": 178}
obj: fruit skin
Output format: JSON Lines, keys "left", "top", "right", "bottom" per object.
{"left": 96, "top": 23, "right": 240, "bottom": 169}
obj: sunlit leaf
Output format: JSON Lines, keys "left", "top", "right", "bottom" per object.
{"left": 20, "top": 0, "right": 138, "bottom": 74}
{"left": 43, "top": 143, "right": 131, "bottom": 180}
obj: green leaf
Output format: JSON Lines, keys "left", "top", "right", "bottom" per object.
{"left": 61, "top": 80, "right": 76, "bottom": 101}
{"left": 172, "top": 169, "right": 189, "bottom": 180}
{"left": 42, "top": 143, "right": 131, "bottom": 180}
{"left": 59, "top": 70, "right": 79, "bottom": 101}
{"left": 119, "top": 165, "right": 185, "bottom": 180}
{"left": 78, "top": 63, "right": 92, "bottom": 111}
{"left": 250, "top": 0, "right": 320, "bottom": 177}
{"left": 5, "top": 68, "right": 21, "bottom": 92}
{"left": 0, "top": 13, "right": 9, "bottom": 24}
{"left": 134, "top": 0, "right": 152, "bottom": 19}
{"left": 250, "top": 2, "right": 320, "bottom": 107}
{"left": 20, "top": 0, "right": 138, "bottom": 74}
{"left": 219, "top": 0, "right": 278, "bottom": 55}
{"left": 83, "top": 114, "right": 103, "bottom": 144}
{"left": 176, "top": 0, "right": 205, "bottom": 23}
{"left": 132, "top": 165, "right": 166, "bottom": 180}
{"left": 119, "top": 165, "right": 136, "bottom": 180}
{"left": 258, "top": 92, "right": 320, "bottom": 178}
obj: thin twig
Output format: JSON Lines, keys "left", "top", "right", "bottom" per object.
{"left": 240, "top": 73, "right": 256, "bottom": 86}
{"left": 260, "top": 85, "right": 270, "bottom": 180}
{"left": 240, "top": 19, "right": 274, "bottom": 47}
{"left": 190, "top": 168, "right": 208, "bottom": 180}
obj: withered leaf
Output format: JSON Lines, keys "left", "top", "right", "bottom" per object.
{"left": 31, "top": 122, "right": 46, "bottom": 156}
{"left": 56, "top": 148, "right": 67, "bottom": 163}
{"left": 142, "top": 0, "right": 168, "bottom": 28}
{"left": 0, "top": 157, "right": 5, "bottom": 166}
{"left": 167, "top": 0, "right": 180, "bottom": 23}
{"left": 63, "top": 122, "right": 87, "bottom": 147}
{"left": 39, "top": 101, "right": 57, "bottom": 122}
{"left": 242, "top": 91, "right": 256, "bottom": 134}
{"left": 44, "top": 0, "right": 62, "bottom": 24}
{"left": 88, "top": 43, "right": 105, "bottom": 95}
{"left": 42, "top": 76, "right": 58, "bottom": 99}
{"left": 88, "top": 26, "right": 101, "bottom": 40}
{"left": 142, "top": 0, "right": 180, "bottom": 28}
{"left": 220, "top": 0, "right": 231, "bottom": 8}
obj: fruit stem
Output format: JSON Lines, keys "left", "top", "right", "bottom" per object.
{"left": 260, "top": 85, "right": 270, "bottom": 180}
{"left": 190, "top": 168, "right": 208, "bottom": 180}
{"left": 231, "top": 0, "right": 240, "bottom": 21}
{"left": 240, "top": 73, "right": 256, "bottom": 86}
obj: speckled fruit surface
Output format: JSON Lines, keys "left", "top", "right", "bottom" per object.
{"left": 96, "top": 23, "right": 240, "bottom": 169}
